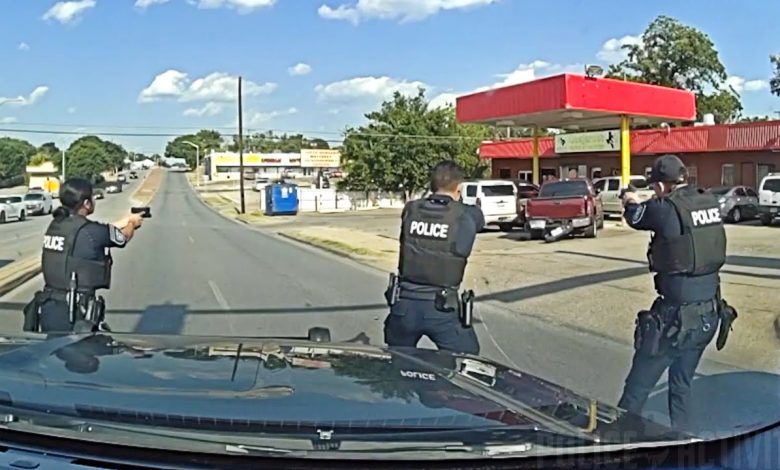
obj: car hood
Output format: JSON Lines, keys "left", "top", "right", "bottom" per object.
{"left": 0, "top": 334, "right": 681, "bottom": 444}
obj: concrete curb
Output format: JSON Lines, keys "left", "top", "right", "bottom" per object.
{"left": 276, "top": 232, "right": 361, "bottom": 262}
{"left": 0, "top": 257, "right": 41, "bottom": 297}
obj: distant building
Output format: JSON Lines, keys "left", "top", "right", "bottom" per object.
{"left": 203, "top": 150, "right": 341, "bottom": 181}
{"left": 25, "top": 162, "right": 60, "bottom": 195}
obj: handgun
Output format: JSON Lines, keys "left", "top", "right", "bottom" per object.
{"left": 131, "top": 207, "right": 152, "bottom": 218}
{"left": 619, "top": 183, "right": 638, "bottom": 200}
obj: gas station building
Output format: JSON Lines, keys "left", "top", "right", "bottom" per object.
{"left": 456, "top": 73, "right": 780, "bottom": 188}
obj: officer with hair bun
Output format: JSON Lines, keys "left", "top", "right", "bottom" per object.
{"left": 618, "top": 154, "right": 733, "bottom": 433}
{"left": 384, "top": 160, "right": 485, "bottom": 354}
{"left": 25, "top": 177, "right": 144, "bottom": 333}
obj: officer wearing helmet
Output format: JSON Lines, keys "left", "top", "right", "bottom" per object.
{"left": 618, "top": 154, "right": 734, "bottom": 433}
{"left": 384, "top": 160, "right": 485, "bottom": 354}
{"left": 24, "top": 177, "right": 144, "bottom": 333}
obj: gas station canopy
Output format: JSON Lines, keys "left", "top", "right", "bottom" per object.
{"left": 456, "top": 74, "right": 696, "bottom": 130}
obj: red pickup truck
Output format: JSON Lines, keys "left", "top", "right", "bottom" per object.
{"left": 524, "top": 179, "right": 604, "bottom": 239}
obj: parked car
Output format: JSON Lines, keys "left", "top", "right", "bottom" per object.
{"left": 23, "top": 191, "right": 53, "bottom": 216}
{"left": 708, "top": 186, "right": 759, "bottom": 223}
{"left": 253, "top": 177, "right": 271, "bottom": 192}
{"left": 514, "top": 181, "right": 540, "bottom": 225}
{"left": 330, "top": 169, "right": 344, "bottom": 178}
{"left": 129, "top": 171, "right": 139, "bottom": 179}
{"left": 525, "top": 179, "right": 604, "bottom": 239}
{"left": 459, "top": 180, "right": 518, "bottom": 232}
{"left": 94, "top": 188, "right": 105, "bottom": 200}
{"left": 117, "top": 174, "right": 127, "bottom": 183}
{"left": 99, "top": 181, "right": 123, "bottom": 194}
{"left": 0, "top": 195, "right": 27, "bottom": 223}
{"left": 593, "top": 175, "right": 654, "bottom": 217}
{"left": 758, "top": 173, "right": 780, "bottom": 226}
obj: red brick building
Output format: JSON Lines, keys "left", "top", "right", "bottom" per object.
{"left": 481, "top": 121, "right": 780, "bottom": 189}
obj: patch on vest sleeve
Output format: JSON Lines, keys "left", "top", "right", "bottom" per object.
{"left": 109, "top": 225, "right": 127, "bottom": 246}
{"left": 631, "top": 204, "right": 646, "bottom": 225}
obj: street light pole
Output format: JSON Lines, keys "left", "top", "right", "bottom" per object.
{"left": 182, "top": 140, "right": 201, "bottom": 187}
{"left": 61, "top": 149, "right": 66, "bottom": 181}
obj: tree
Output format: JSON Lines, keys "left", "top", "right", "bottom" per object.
{"left": 607, "top": 16, "right": 742, "bottom": 123}
{"left": 339, "top": 89, "right": 489, "bottom": 199}
{"left": 0, "top": 137, "right": 36, "bottom": 181}
{"left": 226, "top": 132, "right": 331, "bottom": 153}
{"left": 65, "top": 136, "right": 125, "bottom": 180}
{"left": 771, "top": 54, "right": 780, "bottom": 97}
{"left": 738, "top": 115, "right": 771, "bottom": 123}
{"left": 28, "top": 152, "right": 51, "bottom": 166}
{"left": 165, "top": 129, "right": 224, "bottom": 168}
{"left": 38, "top": 142, "right": 62, "bottom": 169}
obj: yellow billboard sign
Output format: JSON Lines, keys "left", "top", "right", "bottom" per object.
{"left": 300, "top": 149, "right": 341, "bottom": 168}
{"left": 212, "top": 153, "right": 300, "bottom": 167}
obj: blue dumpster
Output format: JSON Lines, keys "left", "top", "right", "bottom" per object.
{"left": 264, "top": 182, "right": 299, "bottom": 216}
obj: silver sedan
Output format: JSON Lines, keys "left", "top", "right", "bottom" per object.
{"left": 709, "top": 186, "right": 760, "bottom": 223}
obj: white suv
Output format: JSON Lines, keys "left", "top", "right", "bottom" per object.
{"left": 758, "top": 173, "right": 780, "bottom": 226}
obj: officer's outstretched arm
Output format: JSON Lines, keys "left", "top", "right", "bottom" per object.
{"left": 111, "top": 213, "right": 144, "bottom": 243}
{"left": 624, "top": 199, "right": 665, "bottom": 231}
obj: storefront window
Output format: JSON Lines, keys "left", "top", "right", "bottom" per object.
{"left": 758, "top": 164, "right": 775, "bottom": 184}
{"left": 721, "top": 164, "right": 736, "bottom": 186}
{"left": 591, "top": 167, "right": 602, "bottom": 179}
{"left": 517, "top": 171, "right": 532, "bottom": 182}
{"left": 498, "top": 168, "right": 511, "bottom": 179}
{"left": 687, "top": 166, "right": 698, "bottom": 186}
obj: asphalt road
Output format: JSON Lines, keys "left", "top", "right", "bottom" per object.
{"left": 0, "top": 170, "right": 775, "bottom": 438}
{"left": 0, "top": 177, "right": 144, "bottom": 267}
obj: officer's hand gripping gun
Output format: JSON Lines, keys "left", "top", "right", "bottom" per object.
{"left": 131, "top": 207, "right": 152, "bottom": 218}
{"left": 619, "top": 182, "right": 638, "bottom": 201}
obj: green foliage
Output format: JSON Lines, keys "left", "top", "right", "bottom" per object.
{"left": 165, "top": 129, "right": 224, "bottom": 168}
{"left": 65, "top": 135, "right": 126, "bottom": 180}
{"left": 226, "top": 132, "right": 331, "bottom": 153}
{"left": 339, "top": 89, "right": 489, "bottom": 198}
{"left": 0, "top": 137, "right": 36, "bottom": 180}
{"left": 738, "top": 115, "right": 771, "bottom": 123}
{"left": 771, "top": 54, "right": 780, "bottom": 97}
{"left": 28, "top": 152, "right": 51, "bottom": 166}
{"left": 607, "top": 15, "right": 742, "bottom": 123}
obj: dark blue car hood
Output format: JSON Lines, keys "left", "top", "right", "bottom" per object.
{"left": 0, "top": 333, "right": 679, "bottom": 444}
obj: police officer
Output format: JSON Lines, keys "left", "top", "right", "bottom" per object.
{"left": 384, "top": 160, "right": 485, "bottom": 354}
{"left": 618, "top": 154, "right": 726, "bottom": 433}
{"left": 29, "top": 177, "right": 144, "bottom": 333}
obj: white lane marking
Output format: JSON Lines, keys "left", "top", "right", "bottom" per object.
{"left": 208, "top": 280, "right": 231, "bottom": 311}
{"left": 474, "top": 307, "right": 521, "bottom": 370}
{"left": 188, "top": 235, "right": 195, "bottom": 244}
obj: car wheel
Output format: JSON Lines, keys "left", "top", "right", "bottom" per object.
{"left": 597, "top": 215, "right": 605, "bottom": 229}
{"left": 526, "top": 226, "right": 544, "bottom": 240}
{"left": 0, "top": 211, "right": 5, "bottom": 224}
{"left": 19, "top": 210, "right": 25, "bottom": 222}
{"left": 730, "top": 207, "right": 742, "bottom": 223}
{"left": 584, "top": 219, "right": 598, "bottom": 238}
{"left": 48, "top": 205, "right": 52, "bottom": 214}
{"left": 760, "top": 214, "right": 773, "bottom": 226}
{"left": 499, "top": 223, "right": 514, "bottom": 232}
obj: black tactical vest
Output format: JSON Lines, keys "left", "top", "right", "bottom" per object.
{"left": 648, "top": 186, "right": 726, "bottom": 276}
{"left": 399, "top": 197, "right": 467, "bottom": 288}
{"left": 42, "top": 215, "right": 112, "bottom": 292}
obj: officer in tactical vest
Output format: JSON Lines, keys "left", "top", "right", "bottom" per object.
{"left": 25, "top": 178, "right": 144, "bottom": 333}
{"left": 617, "top": 154, "right": 736, "bottom": 433}
{"left": 384, "top": 160, "right": 485, "bottom": 354}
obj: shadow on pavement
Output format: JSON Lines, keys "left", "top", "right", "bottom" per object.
{"left": 133, "top": 304, "right": 188, "bottom": 335}
{"left": 556, "top": 251, "right": 780, "bottom": 281}
{"left": 640, "top": 370, "right": 780, "bottom": 438}
{"left": 0, "top": 260, "right": 12, "bottom": 269}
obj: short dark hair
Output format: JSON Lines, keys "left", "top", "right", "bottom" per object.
{"left": 59, "top": 177, "right": 94, "bottom": 211}
{"left": 430, "top": 160, "right": 464, "bottom": 193}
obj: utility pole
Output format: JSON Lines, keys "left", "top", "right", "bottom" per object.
{"left": 182, "top": 140, "right": 201, "bottom": 186}
{"left": 61, "top": 149, "right": 66, "bottom": 180}
{"left": 238, "top": 76, "right": 246, "bottom": 214}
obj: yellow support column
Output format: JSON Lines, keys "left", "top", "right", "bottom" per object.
{"left": 532, "top": 126, "right": 540, "bottom": 185}
{"left": 620, "top": 115, "right": 631, "bottom": 187}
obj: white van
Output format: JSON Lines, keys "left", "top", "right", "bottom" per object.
{"left": 758, "top": 173, "right": 780, "bottom": 226}
{"left": 459, "top": 180, "right": 518, "bottom": 231}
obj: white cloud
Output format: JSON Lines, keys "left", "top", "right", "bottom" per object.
{"left": 243, "top": 107, "right": 298, "bottom": 128}
{"left": 328, "top": 108, "right": 342, "bottom": 115}
{"left": 318, "top": 0, "right": 499, "bottom": 24}
{"left": 67, "top": 106, "right": 77, "bottom": 114}
{"left": 0, "top": 117, "right": 17, "bottom": 124}
{"left": 42, "top": 0, "right": 96, "bottom": 24}
{"left": 315, "top": 76, "right": 425, "bottom": 102}
{"left": 288, "top": 63, "right": 312, "bottom": 76}
{"left": 138, "top": 70, "right": 277, "bottom": 103}
{"left": 0, "top": 86, "right": 50, "bottom": 107}
{"left": 183, "top": 101, "right": 225, "bottom": 117}
{"left": 428, "top": 92, "right": 458, "bottom": 109}
{"left": 18, "top": 42, "right": 30, "bottom": 51}
{"left": 135, "top": 0, "right": 171, "bottom": 9}
{"left": 596, "top": 35, "right": 641, "bottom": 63}
{"left": 727, "top": 75, "right": 770, "bottom": 93}
{"left": 194, "top": 0, "right": 276, "bottom": 13}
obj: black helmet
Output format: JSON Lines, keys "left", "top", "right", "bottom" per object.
{"left": 646, "top": 154, "right": 687, "bottom": 184}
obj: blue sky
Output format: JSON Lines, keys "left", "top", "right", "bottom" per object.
{"left": 0, "top": 0, "right": 778, "bottom": 154}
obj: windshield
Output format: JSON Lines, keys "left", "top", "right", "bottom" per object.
{"left": 0, "top": 2, "right": 777, "bottom": 464}
{"left": 481, "top": 185, "right": 515, "bottom": 197}
{"left": 761, "top": 178, "right": 780, "bottom": 192}
{"left": 709, "top": 186, "right": 733, "bottom": 195}
{"left": 539, "top": 181, "right": 590, "bottom": 197}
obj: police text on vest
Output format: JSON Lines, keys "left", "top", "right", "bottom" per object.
{"left": 400, "top": 370, "right": 436, "bottom": 381}
{"left": 43, "top": 235, "right": 65, "bottom": 251}
{"left": 691, "top": 208, "right": 722, "bottom": 226}
{"left": 409, "top": 221, "right": 449, "bottom": 238}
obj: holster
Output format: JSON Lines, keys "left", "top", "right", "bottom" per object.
{"left": 22, "top": 291, "right": 47, "bottom": 332}
{"left": 459, "top": 290, "right": 475, "bottom": 328}
{"left": 384, "top": 273, "right": 400, "bottom": 307}
{"left": 716, "top": 299, "right": 738, "bottom": 351}
{"left": 434, "top": 288, "right": 460, "bottom": 313}
{"left": 634, "top": 309, "right": 663, "bottom": 356}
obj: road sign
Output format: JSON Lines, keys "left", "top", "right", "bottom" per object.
{"left": 554, "top": 130, "right": 621, "bottom": 154}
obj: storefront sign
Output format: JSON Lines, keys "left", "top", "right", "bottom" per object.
{"left": 554, "top": 130, "right": 620, "bottom": 154}
{"left": 300, "top": 149, "right": 341, "bottom": 168}
{"left": 212, "top": 153, "right": 301, "bottom": 167}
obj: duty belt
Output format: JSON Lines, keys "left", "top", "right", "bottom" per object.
{"left": 398, "top": 289, "right": 440, "bottom": 301}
